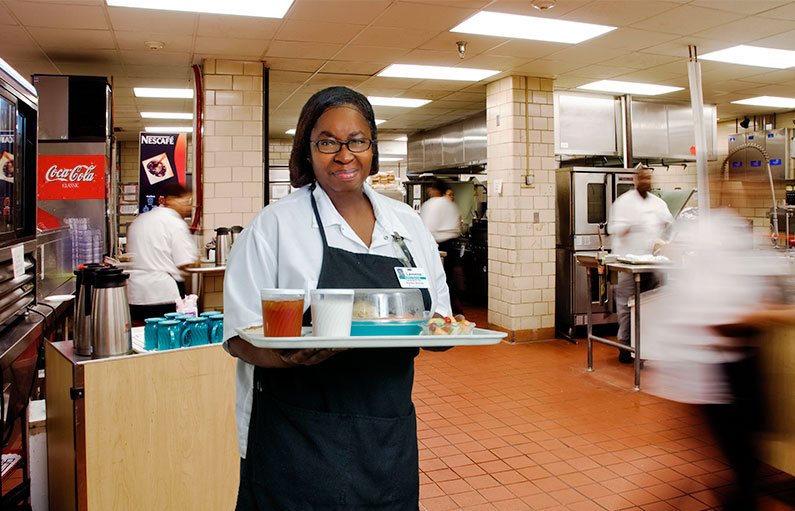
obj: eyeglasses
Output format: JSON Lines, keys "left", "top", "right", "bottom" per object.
{"left": 312, "top": 138, "right": 375, "bottom": 154}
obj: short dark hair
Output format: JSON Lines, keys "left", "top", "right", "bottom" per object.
{"left": 431, "top": 180, "right": 451, "bottom": 194}
{"left": 289, "top": 86, "right": 379, "bottom": 188}
{"left": 162, "top": 182, "right": 190, "bottom": 198}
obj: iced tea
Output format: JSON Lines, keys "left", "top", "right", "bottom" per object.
{"left": 260, "top": 289, "right": 304, "bottom": 337}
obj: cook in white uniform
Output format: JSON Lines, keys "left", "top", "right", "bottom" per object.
{"left": 126, "top": 182, "right": 198, "bottom": 324}
{"left": 421, "top": 180, "right": 464, "bottom": 314}
{"left": 608, "top": 166, "right": 673, "bottom": 363}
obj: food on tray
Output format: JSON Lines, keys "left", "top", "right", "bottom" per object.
{"left": 423, "top": 315, "right": 474, "bottom": 335}
{"left": 351, "top": 289, "right": 424, "bottom": 321}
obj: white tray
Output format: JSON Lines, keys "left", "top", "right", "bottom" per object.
{"left": 236, "top": 326, "right": 507, "bottom": 348}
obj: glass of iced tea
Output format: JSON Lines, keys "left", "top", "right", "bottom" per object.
{"left": 260, "top": 288, "right": 305, "bottom": 337}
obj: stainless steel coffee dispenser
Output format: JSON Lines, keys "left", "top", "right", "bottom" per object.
{"left": 90, "top": 268, "right": 132, "bottom": 358}
{"left": 215, "top": 227, "right": 232, "bottom": 266}
{"left": 73, "top": 264, "right": 107, "bottom": 356}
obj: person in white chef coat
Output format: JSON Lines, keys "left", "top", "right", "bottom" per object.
{"left": 421, "top": 180, "right": 464, "bottom": 314}
{"left": 126, "top": 182, "right": 198, "bottom": 325}
{"left": 222, "top": 86, "right": 452, "bottom": 510}
{"left": 608, "top": 165, "right": 673, "bottom": 363}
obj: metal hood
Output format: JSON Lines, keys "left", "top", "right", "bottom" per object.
{"left": 407, "top": 112, "right": 486, "bottom": 174}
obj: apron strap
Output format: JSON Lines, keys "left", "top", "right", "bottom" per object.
{"left": 308, "top": 182, "right": 329, "bottom": 249}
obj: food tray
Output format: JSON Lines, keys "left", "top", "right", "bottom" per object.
{"left": 616, "top": 256, "right": 671, "bottom": 265}
{"left": 236, "top": 326, "right": 507, "bottom": 348}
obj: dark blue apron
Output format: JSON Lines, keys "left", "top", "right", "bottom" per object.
{"left": 237, "top": 185, "right": 431, "bottom": 510}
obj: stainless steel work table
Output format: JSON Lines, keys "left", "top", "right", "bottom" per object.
{"left": 185, "top": 262, "right": 226, "bottom": 299}
{"left": 575, "top": 254, "right": 671, "bottom": 391}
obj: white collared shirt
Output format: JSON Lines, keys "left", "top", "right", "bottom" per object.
{"left": 420, "top": 196, "right": 461, "bottom": 243}
{"left": 608, "top": 190, "right": 673, "bottom": 256}
{"left": 223, "top": 183, "right": 451, "bottom": 458}
{"left": 126, "top": 206, "right": 198, "bottom": 305}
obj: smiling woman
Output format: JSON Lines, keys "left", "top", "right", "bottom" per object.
{"left": 221, "top": 86, "right": 453, "bottom": 510}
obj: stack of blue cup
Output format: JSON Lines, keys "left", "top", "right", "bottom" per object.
{"left": 143, "top": 312, "right": 224, "bottom": 351}
{"left": 201, "top": 312, "right": 224, "bottom": 344}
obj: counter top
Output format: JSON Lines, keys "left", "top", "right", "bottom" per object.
{"left": 0, "top": 297, "right": 72, "bottom": 370}
{"left": 185, "top": 263, "right": 226, "bottom": 274}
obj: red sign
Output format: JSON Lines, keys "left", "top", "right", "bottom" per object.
{"left": 38, "top": 154, "right": 106, "bottom": 200}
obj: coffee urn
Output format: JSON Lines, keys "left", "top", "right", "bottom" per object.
{"left": 73, "top": 264, "right": 107, "bottom": 357}
{"left": 215, "top": 227, "right": 232, "bottom": 265}
{"left": 90, "top": 268, "right": 132, "bottom": 358}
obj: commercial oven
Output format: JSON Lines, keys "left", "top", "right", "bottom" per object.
{"left": 555, "top": 167, "right": 635, "bottom": 339}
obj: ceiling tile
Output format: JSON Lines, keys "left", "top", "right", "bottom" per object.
{"left": 334, "top": 45, "right": 410, "bottom": 62}
{"left": 373, "top": 1, "right": 476, "bottom": 30}
{"left": 562, "top": 0, "right": 681, "bottom": 26}
{"left": 750, "top": 29, "right": 795, "bottom": 51}
{"left": 320, "top": 61, "right": 385, "bottom": 75}
{"left": 5, "top": 0, "right": 107, "bottom": 29}
{"left": 29, "top": 27, "right": 115, "bottom": 49}
{"left": 0, "top": 25, "right": 35, "bottom": 46}
{"left": 757, "top": 2, "right": 795, "bottom": 20}
{"left": 481, "top": 39, "right": 563, "bottom": 59}
{"left": 269, "top": 70, "right": 314, "bottom": 84}
{"left": 696, "top": 16, "right": 795, "bottom": 44}
{"left": 612, "top": 69, "right": 687, "bottom": 83}
{"left": 114, "top": 32, "right": 194, "bottom": 53}
{"left": 120, "top": 66, "right": 193, "bottom": 82}
{"left": 750, "top": 68, "right": 795, "bottom": 85}
{"left": 566, "top": 64, "right": 637, "bottom": 80}
{"left": 585, "top": 28, "right": 680, "bottom": 52}
{"left": 194, "top": 37, "right": 268, "bottom": 58}
{"left": 510, "top": 59, "right": 585, "bottom": 77}
{"left": 286, "top": 0, "right": 391, "bottom": 24}
{"left": 119, "top": 50, "right": 191, "bottom": 67}
{"left": 484, "top": 0, "right": 591, "bottom": 18}
{"left": 398, "top": 49, "right": 472, "bottom": 67}
{"left": 418, "top": 32, "right": 508, "bottom": 55}
{"left": 639, "top": 36, "right": 734, "bottom": 58}
{"left": 0, "top": 3, "right": 17, "bottom": 25}
{"left": 599, "top": 53, "right": 680, "bottom": 70}
{"left": 545, "top": 45, "right": 630, "bottom": 64}
{"left": 629, "top": 5, "right": 743, "bottom": 36}
{"left": 692, "top": 0, "right": 791, "bottom": 15}
{"left": 275, "top": 19, "right": 363, "bottom": 44}
{"left": 306, "top": 73, "right": 369, "bottom": 88}
{"left": 265, "top": 41, "right": 343, "bottom": 60}
{"left": 264, "top": 57, "right": 325, "bottom": 73}
{"left": 196, "top": 14, "right": 281, "bottom": 39}
{"left": 462, "top": 55, "right": 531, "bottom": 71}
{"left": 352, "top": 26, "right": 437, "bottom": 48}
{"left": 108, "top": 7, "right": 196, "bottom": 35}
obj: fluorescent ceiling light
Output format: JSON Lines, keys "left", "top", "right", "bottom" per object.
{"left": 451, "top": 10, "right": 615, "bottom": 44}
{"left": 378, "top": 64, "right": 499, "bottom": 81}
{"left": 577, "top": 80, "right": 683, "bottom": 96}
{"left": 134, "top": 87, "right": 193, "bottom": 98}
{"left": 368, "top": 96, "right": 431, "bottom": 108}
{"left": 0, "top": 57, "right": 36, "bottom": 96}
{"left": 141, "top": 112, "right": 193, "bottom": 119}
{"left": 395, "top": 136, "right": 408, "bottom": 141}
{"left": 285, "top": 129, "right": 296, "bottom": 135}
{"left": 700, "top": 45, "right": 795, "bottom": 69}
{"left": 732, "top": 96, "right": 795, "bottom": 108}
{"left": 379, "top": 157, "right": 404, "bottom": 162}
{"left": 375, "top": 119, "right": 386, "bottom": 125}
{"left": 144, "top": 126, "right": 193, "bottom": 133}
{"left": 106, "top": 0, "right": 293, "bottom": 18}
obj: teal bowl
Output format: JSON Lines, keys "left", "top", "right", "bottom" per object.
{"left": 350, "top": 320, "right": 424, "bottom": 337}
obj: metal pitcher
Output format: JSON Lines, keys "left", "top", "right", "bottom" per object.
{"left": 73, "top": 263, "right": 107, "bottom": 357}
{"left": 215, "top": 227, "right": 232, "bottom": 265}
{"left": 91, "top": 268, "right": 132, "bottom": 358}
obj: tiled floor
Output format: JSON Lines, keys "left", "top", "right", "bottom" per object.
{"left": 413, "top": 308, "right": 795, "bottom": 511}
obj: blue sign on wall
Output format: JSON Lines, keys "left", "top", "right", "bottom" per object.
{"left": 750, "top": 160, "right": 762, "bottom": 167}
{"left": 771, "top": 159, "right": 782, "bottom": 166}
{"left": 732, "top": 161, "right": 743, "bottom": 168}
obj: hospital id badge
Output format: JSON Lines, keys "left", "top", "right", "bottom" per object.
{"left": 394, "top": 267, "right": 429, "bottom": 288}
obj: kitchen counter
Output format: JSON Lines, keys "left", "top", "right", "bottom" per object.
{"left": 759, "top": 326, "right": 795, "bottom": 477}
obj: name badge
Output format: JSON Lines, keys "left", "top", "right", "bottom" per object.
{"left": 394, "top": 267, "right": 429, "bottom": 288}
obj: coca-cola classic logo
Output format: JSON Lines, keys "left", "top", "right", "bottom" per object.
{"left": 44, "top": 164, "right": 96, "bottom": 183}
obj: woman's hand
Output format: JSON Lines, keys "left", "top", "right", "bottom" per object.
{"left": 277, "top": 348, "right": 348, "bottom": 366}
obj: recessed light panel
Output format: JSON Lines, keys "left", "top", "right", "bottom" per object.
{"left": 732, "top": 96, "right": 795, "bottom": 108}
{"left": 107, "top": 0, "right": 294, "bottom": 18}
{"left": 395, "top": 136, "right": 408, "bottom": 141}
{"left": 144, "top": 126, "right": 193, "bottom": 133}
{"left": 368, "top": 97, "right": 431, "bottom": 108}
{"left": 375, "top": 119, "right": 386, "bottom": 125}
{"left": 577, "top": 80, "right": 683, "bottom": 96}
{"left": 134, "top": 88, "right": 193, "bottom": 98}
{"left": 378, "top": 64, "right": 499, "bottom": 81}
{"left": 141, "top": 112, "right": 193, "bottom": 119}
{"left": 451, "top": 11, "right": 615, "bottom": 44}
{"left": 285, "top": 129, "right": 296, "bottom": 135}
{"left": 700, "top": 45, "right": 795, "bottom": 69}
{"left": 379, "top": 157, "right": 404, "bottom": 162}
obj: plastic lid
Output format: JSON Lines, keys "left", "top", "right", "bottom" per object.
{"left": 231, "top": 225, "right": 243, "bottom": 233}
{"left": 260, "top": 288, "right": 304, "bottom": 300}
{"left": 310, "top": 289, "right": 355, "bottom": 296}
{"left": 216, "top": 227, "right": 230, "bottom": 234}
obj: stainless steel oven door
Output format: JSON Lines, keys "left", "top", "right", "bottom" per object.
{"left": 572, "top": 172, "right": 611, "bottom": 250}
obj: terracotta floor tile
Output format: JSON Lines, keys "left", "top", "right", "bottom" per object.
{"left": 414, "top": 319, "right": 795, "bottom": 511}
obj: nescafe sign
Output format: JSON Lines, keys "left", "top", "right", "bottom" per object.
{"left": 38, "top": 154, "right": 105, "bottom": 200}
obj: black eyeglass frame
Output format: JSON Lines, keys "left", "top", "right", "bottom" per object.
{"left": 310, "top": 138, "right": 377, "bottom": 154}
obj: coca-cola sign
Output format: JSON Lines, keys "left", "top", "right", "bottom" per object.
{"left": 44, "top": 164, "right": 96, "bottom": 183}
{"left": 38, "top": 155, "right": 105, "bottom": 200}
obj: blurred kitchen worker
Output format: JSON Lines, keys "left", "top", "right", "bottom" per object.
{"left": 608, "top": 165, "right": 673, "bottom": 363}
{"left": 643, "top": 206, "right": 795, "bottom": 511}
{"left": 421, "top": 180, "right": 464, "bottom": 315}
{"left": 126, "top": 182, "right": 198, "bottom": 325}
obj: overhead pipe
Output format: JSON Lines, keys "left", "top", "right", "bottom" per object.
{"left": 190, "top": 64, "right": 203, "bottom": 233}
{"left": 687, "top": 45, "right": 710, "bottom": 227}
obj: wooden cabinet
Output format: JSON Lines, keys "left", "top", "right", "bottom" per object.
{"left": 45, "top": 341, "right": 239, "bottom": 510}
